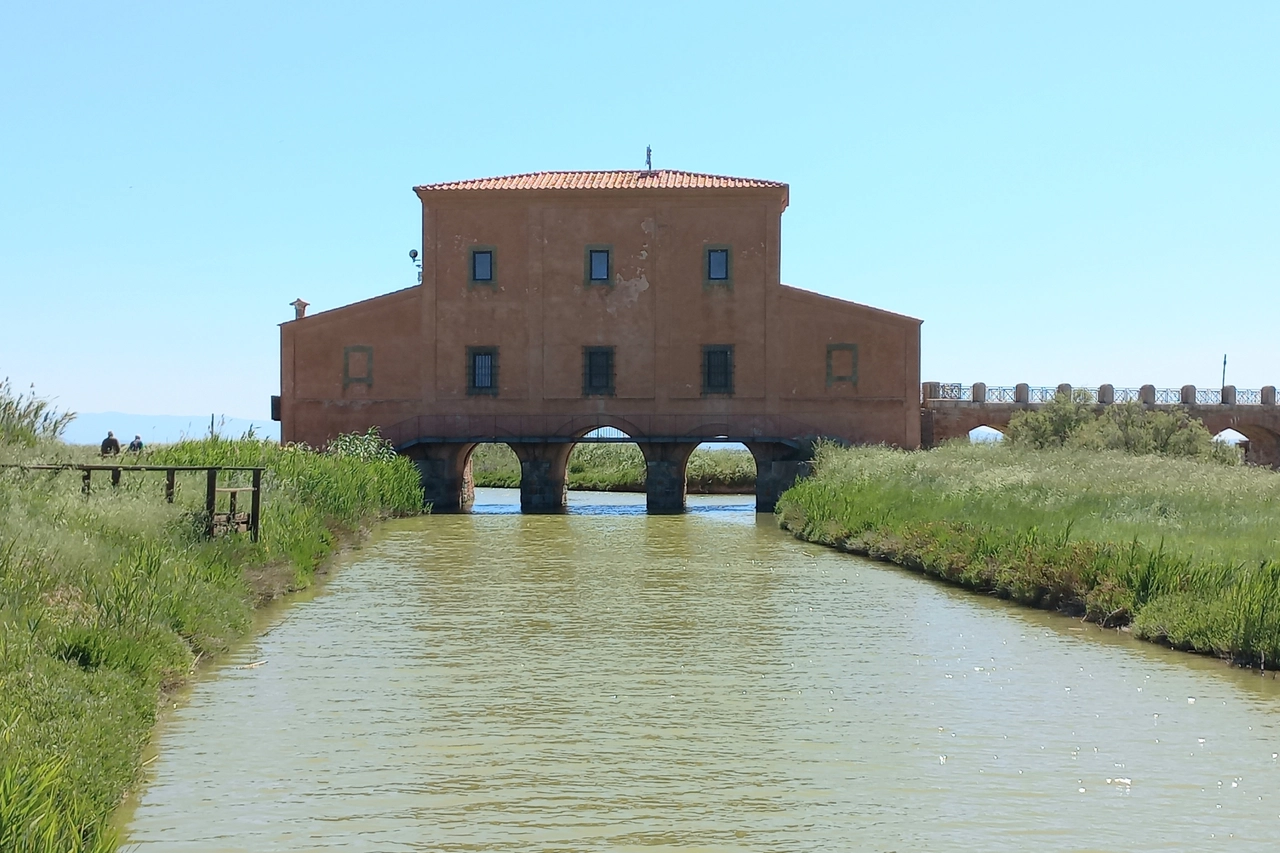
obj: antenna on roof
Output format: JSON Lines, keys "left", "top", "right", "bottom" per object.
{"left": 645, "top": 145, "right": 652, "bottom": 171}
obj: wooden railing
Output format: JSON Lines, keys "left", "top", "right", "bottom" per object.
{"left": 0, "top": 465, "right": 264, "bottom": 541}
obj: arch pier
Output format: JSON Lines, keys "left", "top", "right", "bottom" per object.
{"left": 399, "top": 435, "right": 811, "bottom": 515}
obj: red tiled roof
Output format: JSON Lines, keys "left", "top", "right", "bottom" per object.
{"left": 415, "top": 170, "right": 786, "bottom": 192}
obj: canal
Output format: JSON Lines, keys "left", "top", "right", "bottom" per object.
{"left": 121, "top": 489, "right": 1280, "bottom": 851}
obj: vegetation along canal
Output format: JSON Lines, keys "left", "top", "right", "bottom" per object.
{"left": 121, "top": 489, "right": 1280, "bottom": 851}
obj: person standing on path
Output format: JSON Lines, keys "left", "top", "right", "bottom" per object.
{"left": 100, "top": 431, "right": 120, "bottom": 456}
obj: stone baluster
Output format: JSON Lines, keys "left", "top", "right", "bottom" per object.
{"left": 1015, "top": 383, "right": 1030, "bottom": 404}
{"left": 1221, "top": 385, "right": 1236, "bottom": 406}
{"left": 1181, "top": 385, "right": 1196, "bottom": 405}
{"left": 922, "top": 381, "right": 941, "bottom": 401}
{"left": 1056, "top": 383, "right": 1072, "bottom": 399}
{"left": 1263, "top": 386, "right": 1276, "bottom": 406}
{"left": 1140, "top": 384, "right": 1155, "bottom": 405}
{"left": 972, "top": 382, "right": 987, "bottom": 403}
{"left": 1097, "top": 384, "right": 1115, "bottom": 405}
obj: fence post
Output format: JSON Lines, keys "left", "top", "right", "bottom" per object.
{"left": 250, "top": 468, "right": 262, "bottom": 543}
{"left": 1015, "top": 383, "right": 1030, "bottom": 404}
{"left": 972, "top": 382, "right": 987, "bottom": 403}
{"left": 1098, "top": 384, "right": 1114, "bottom": 405}
{"left": 165, "top": 469, "right": 176, "bottom": 503}
{"left": 1262, "top": 386, "right": 1276, "bottom": 406}
{"left": 110, "top": 468, "right": 121, "bottom": 488}
{"left": 1181, "top": 385, "right": 1196, "bottom": 405}
{"left": 82, "top": 468, "right": 91, "bottom": 495}
{"left": 205, "top": 468, "right": 218, "bottom": 538}
{"left": 1140, "top": 384, "right": 1156, "bottom": 405}
{"left": 1222, "top": 385, "right": 1236, "bottom": 406}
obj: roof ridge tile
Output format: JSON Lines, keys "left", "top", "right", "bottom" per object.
{"left": 414, "top": 169, "right": 786, "bottom": 192}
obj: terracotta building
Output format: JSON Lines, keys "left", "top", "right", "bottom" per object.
{"left": 277, "top": 170, "right": 921, "bottom": 512}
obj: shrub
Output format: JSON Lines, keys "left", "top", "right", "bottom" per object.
{"left": 1007, "top": 394, "right": 1239, "bottom": 463}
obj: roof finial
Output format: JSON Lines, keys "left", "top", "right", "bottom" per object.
{"left": 645, "top": 145, "right": 652, "bottom": 171}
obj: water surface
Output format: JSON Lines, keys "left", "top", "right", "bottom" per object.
{"left": 123, "top": 489, "right": 1280, "bottom": 851}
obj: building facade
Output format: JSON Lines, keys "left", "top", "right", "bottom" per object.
{"left": 277, "top": 170, "right": 921, "bottom": 511}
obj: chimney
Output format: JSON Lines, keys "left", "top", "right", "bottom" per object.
{"left": 290, "top": 298, "right": 309, "bottom": 320}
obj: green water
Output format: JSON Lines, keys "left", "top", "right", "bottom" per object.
{"left": 121, "top": 489, "right": 1280, "bottom": 851}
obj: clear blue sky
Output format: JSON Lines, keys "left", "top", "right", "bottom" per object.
{"left": 2, "top": 2, "right": 1277, "bottom": 420}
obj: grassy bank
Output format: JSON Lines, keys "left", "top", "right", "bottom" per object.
{"left": 0, "top": 421, "right": 422, "bottom": 852}
{"left": 470, "top": 442, "right": 756, "bottom": 492}
{"left": 776, "top": 443, "right": 1280, "bottom": 665}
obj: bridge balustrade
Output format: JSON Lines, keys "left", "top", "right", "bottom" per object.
{"left": 1026, "top": 387, "right": 1060, "bottom": 404}
{"left": 986, "top": 387, "right": 1019, "bottom": 403}
{"left": 1196, "top": 388, "right": 1223, "bottom": 405}
{"left": 936, "top": 383, "right": 970, "bottom": 401}
{"left": 1238, "top": 389, "right": 1263, "bottom": 405}
{"left": 923, "top": 384, "right": 1277, "bottom": 407}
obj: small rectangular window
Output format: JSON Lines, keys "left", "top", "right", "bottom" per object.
{"left": 704, "top": 245, "right": 732, "bottom": 287}
{"left": 707, "top": 249, "right": 729, "bottom": 280}
{"left": 582, "top": 346, "right": 615, "bottom": 396}
{"left": 467, "top": 347, "right": 498, "bottom": 395}
{"left": 471, "top": 249, "right": 493, "bottom": 283}
{"left": 702, "top": 345, "right": 734, "bottom": 395}
{"left": 589, "top": 249, "right": 610, "bottom": 282}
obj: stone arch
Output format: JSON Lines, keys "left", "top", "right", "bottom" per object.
{"left": 968, "top": 424, "right": 1006, "bottom": 443}
{"left": 1225, "top": 423, "right": 1280, "bottom": 468}
{"left": 556, "top": 415, "right": 649, "bottom": 442}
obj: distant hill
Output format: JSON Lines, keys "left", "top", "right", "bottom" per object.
{"left": 62, "top": 412, "right": 280, "bottom": 446}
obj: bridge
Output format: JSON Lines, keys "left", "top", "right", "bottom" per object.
{"left": 922, "top": 382, "right": 1280, "bottom": 467}
{"left": 276, "top": 170, "right": 922, "bottom": 513}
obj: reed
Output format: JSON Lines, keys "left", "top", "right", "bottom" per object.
{"left": 0, "top": 410, "right": 422, "bottom": 852}
{"left": 776, "top": 442, "right": 1280, "bottom": 665}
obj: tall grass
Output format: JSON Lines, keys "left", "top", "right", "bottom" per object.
{"left": 776, "top": 442, "right": 1280, "bottom": 664}
{"left": 469, "top": 443, "right": 755, "bottom": 492}
{"left": 0, "top": 418, "right": 422, "bottom": 852}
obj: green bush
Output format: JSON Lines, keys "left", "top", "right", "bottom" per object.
{"left": 1006, "top": 393, "right": 1240, "bottom": 463}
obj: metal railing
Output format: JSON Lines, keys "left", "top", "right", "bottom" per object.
{"left": 1026, "top": 387, "right": 1059, "bottom": 404}
{"left": 924, "top": 384, "right": 1275, "bottom": 405}
{"left": 987, "top": 386, "right": 1019, "bottom": 403}
{"left": 1196, "top": 388, "right": 1222, "bottom": 405}
{"left": 1238, "top": 388, "right": 1263, "bottom": 405}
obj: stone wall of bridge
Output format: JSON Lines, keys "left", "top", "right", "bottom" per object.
{"left": 921, "top": 382, "right": 1280, "bottom": 468}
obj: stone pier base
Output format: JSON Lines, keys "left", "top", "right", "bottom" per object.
{"left": 512, "top": 442, "right": 573, "bottom": 513}
{"left": 748, "top": 441, "right": 815, "bottom": 513}
{"left": 638, "top": 442, "right": 699, "bottom": 514}
{"left": 404, "top": 442, "right": 475, "bottom": 512}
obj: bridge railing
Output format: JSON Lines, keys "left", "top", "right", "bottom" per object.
{"left": 1238, "top": 388, "right": 1263, "bottom": 405}
{"left": 1196, "top": 388, "right": 1222, "bottom": 405}
{"left": 987, "top": 386, "right": 1019, "bottom": 403}
{"left": 924, "top": 383, "right": 1278, "bottom": 406}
